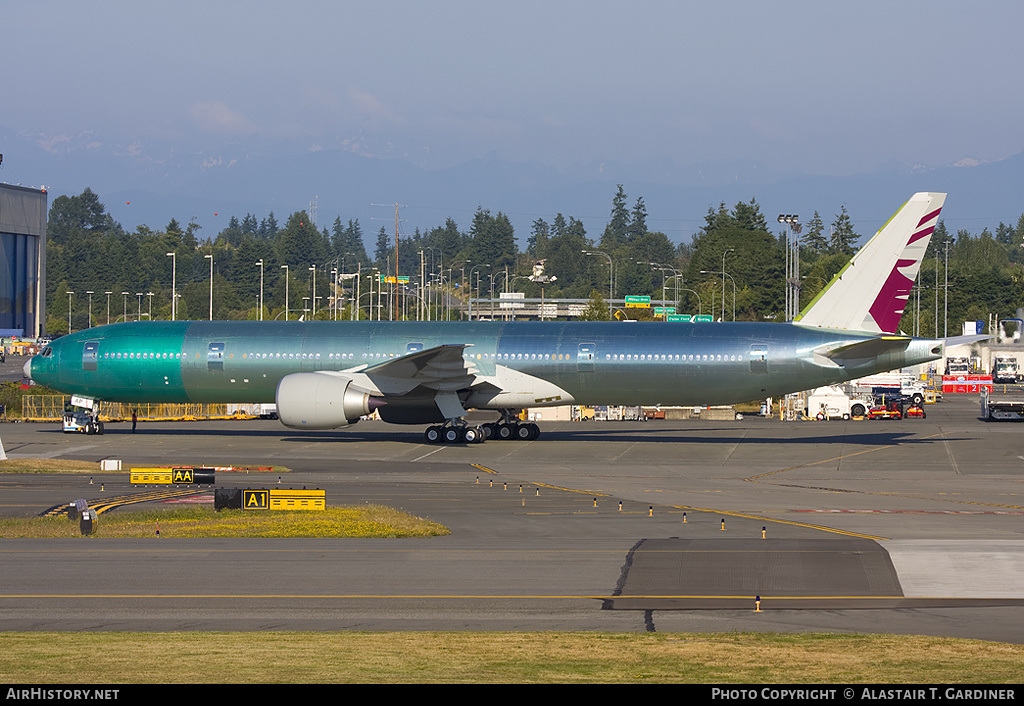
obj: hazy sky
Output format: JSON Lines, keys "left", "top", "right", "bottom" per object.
{"left": 5, "top": 0, "right": 1024, "bottom": 176}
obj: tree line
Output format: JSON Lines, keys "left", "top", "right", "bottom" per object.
{"left": 43, "top": 186, "right": 1024, "bottom": 337}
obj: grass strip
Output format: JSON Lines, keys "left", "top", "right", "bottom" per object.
{"left": 0, "top": 505, "right": 449, "bottom": 538}
{"left": 0, "top": 632, "right": 1021, "bottom": 683}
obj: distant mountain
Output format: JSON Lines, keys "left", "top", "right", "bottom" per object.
{"left": 4, "top": 124, "right": 1022, "bottom": 248}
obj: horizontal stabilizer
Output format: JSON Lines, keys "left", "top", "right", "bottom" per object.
{"left": 816, "top": 336, "right": 912, "bottom": 363}
{"left": 944, "top": 334, "right": 992, "bottom": 347}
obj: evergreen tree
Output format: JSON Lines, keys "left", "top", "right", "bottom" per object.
{"left": 733, "top": 198, "right": 769, "bottom": 232}
{"left": 627, "top": 197, "right": 648, "bottom": 241}
{"left": 802, "top": 211, "right": 828, "bottom": 253}
{"left": 374, "top": 226, "right": 391, "bottom": 267}
{"left": 466, "top": 208, "right": 516, "bottom": 270}
{"left": 600, "top": 185, "right": 630, "bottom": 250}
{"left": 276, "top": 211, "right": 327, "bottom": 268}
{"left": 830, "top": 205, "right": 857, "bottom": 255}
{"left": 259, "top": 212, "right": 279, "bottom": 239}
{"left": 528, "top": 217, "right": 550, "bottom": 258}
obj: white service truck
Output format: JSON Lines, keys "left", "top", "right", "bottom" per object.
{"left": 992, "top": 355, "right": 1020, "bottom": 384}
{"left": 806, "top": 386, "right": 873, "bottom": 420}
{"left": 851, "top": 371, "right": 927, "bottom": 407}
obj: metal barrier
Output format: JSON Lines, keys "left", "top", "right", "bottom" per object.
{"left": 21, "top": 395, "right": 256, "bottom": 422}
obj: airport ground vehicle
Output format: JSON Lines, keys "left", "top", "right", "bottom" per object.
{"left": 992, "top": 355, "right": 1020, "bottom": 384}
{"left": 806, "top": 385, "right": 873, "bottom": 420}
{"left": 851, "top": 371, "right": 927, "bottom": 407}
{"left": 946, "top": 356, "right": 970, "bottom": 376}
{"left": 865, "top": 401, "right": 903, "bottom": 420}
{"left": 62, "top": 407, "right": 104, "bottom": 434}
{"left": 980, "top": 389, "right": 1024, "bottom": 421}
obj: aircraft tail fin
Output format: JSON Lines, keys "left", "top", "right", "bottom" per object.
{"left": 794, "top": 192, "right": 946, "bottom": 335}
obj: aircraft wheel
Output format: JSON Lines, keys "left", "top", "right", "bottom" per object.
{"left": 425, "top": 426, "right": 442, "bottom": 444}
{"left": 525, "top": 423, "right": 540, "bottom": 440}
{"left": 462, "top": 426, "right": 483, "bottom": 444}
{"left": 515, "top": 423, "right": 533, "bottom": 440}
{"left": 444, "top": 427, "right": 461, "bottom": 444}
{"left": 497, "top": 423, "right": 514, "bottom": 440}
{"left": 481, "top": 423, "right": 496, "bottom": 439}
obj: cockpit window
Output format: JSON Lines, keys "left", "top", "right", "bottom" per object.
{"left": 41, "top": 347, "right": 52, "bottom": 357}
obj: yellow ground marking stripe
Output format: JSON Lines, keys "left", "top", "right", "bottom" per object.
{"left": 469, "top": 464, "right": 883, "bottom": 537}
{"left": 665, "top": 504, "right": 887, "bottom": 540}
{"left": 0, "top": 594, "right": 999, "bottom": 601}
{"left": 470, "top": 463, "right": 497, "bottom": 474}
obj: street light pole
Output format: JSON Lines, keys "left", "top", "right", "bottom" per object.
{"left": 309, "top": 266, "right": 316, "bottom": 319}
{"left": 105, "top": 291, "right": 112, "bottom": 326}
{"left": 166, "top": 252, "right": 176, "bottom": 321}
{"left": 280, "top": 265, "right": 289, "bottom": 321}
{"left": 85, "top": 291, "right": 94, "bottom": 328}
{"left": 778, "top": 215, "right": 800, "bottom": 319}
{"left": 468, "top": 264, "right": 490, "bottom": 320}
{"left": 204, "top": 254, "right": 214, "bottom": 321}
{"left": 256, "top": 259, "right": 264, "bottom": 321}
{"left": 66, "top": 291, "right": 73, "bottom": 333}
{"left": 583, "top": 250, "right": 614, "bottom": 308}
{"left": 721, "top": 248, "right": 734, "bottom": 321}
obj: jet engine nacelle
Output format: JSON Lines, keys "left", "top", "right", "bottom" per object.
{"left": 276, "top": 372, "right": 374, "bottom": 429}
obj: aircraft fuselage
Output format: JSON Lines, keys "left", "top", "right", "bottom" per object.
{"left": 28, "top": 320, "right": 942, "bottom": 411}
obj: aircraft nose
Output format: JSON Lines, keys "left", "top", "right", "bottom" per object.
{"left": 23, "top": 358, "right": 32, "bottom": 379}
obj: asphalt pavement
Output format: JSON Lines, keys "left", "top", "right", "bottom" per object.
{"left": 1, "top": 395, "right": 1023, "bottom": 640}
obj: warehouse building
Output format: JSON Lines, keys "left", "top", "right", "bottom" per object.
{"left": 0, "top": 183, "right": 47, "bottom": 337}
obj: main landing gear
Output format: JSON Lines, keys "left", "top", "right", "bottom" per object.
{"left": 424, "top": 422, "right": 486, "bottom": 444}
{"left": 423, "top": 410, "right": 541, "bottom": 444}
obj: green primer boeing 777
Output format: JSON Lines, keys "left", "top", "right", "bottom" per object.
{"left": 28, "top": 193, "right": 954, "bottom": 444}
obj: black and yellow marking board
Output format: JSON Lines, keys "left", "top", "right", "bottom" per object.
{"left": 131, "top": 467, "right": 215, "bottom": 485}
{"left": 239, "top": 488, "right": 325, "bottom": 511}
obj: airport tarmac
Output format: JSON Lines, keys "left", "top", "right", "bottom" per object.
{"left": 2, "top": 395, "right": 1024, "bottom": 641}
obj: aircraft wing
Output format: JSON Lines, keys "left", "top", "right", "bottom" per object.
{"left": 363, "top": 344, "right": 479, "bottom": 393}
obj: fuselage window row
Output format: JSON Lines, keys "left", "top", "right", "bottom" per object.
{"left": 94, "top": 350, "right": 737, "bottom": 364}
